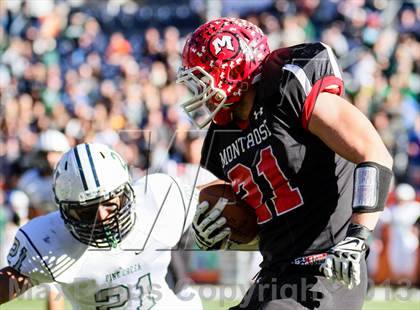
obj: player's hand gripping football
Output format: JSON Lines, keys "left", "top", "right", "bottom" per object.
{"left": 320, "top": 236, "right": 367, "bottom": 289}
{"left": 192, "top": 198, "right": 231, "bottom": 250}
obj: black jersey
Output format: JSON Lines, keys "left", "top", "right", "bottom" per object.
{"left": 200, "top": 42, "right": 355, "bottom": 267}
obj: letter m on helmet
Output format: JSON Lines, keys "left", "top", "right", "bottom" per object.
{"left": 212, "top": 36, "right": 234, "bottom": 55}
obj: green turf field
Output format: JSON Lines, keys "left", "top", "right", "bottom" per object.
{"left": 1, "top": 298, "right": 419, "bottom": 310}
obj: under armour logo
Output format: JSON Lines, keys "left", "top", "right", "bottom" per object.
{"left": 254, "top": 107, "right": 263, "bottom": 120}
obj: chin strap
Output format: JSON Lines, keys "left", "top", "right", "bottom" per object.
{"left": 213, "top": 106, "right": 233, "bottom": 125}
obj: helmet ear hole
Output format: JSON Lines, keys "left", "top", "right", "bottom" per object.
{"left": 240, "top": 82, "right": 249, "bottom": 91}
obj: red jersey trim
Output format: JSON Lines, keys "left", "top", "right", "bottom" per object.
{"left": 301, "top": 76, "right": 344, "bottom": 130}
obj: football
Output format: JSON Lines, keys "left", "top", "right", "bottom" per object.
{"left": 198, "top": 183, "right": 259, "bottom": 244}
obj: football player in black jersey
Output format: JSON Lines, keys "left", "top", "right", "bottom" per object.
{"left": 177, "top": 18, "right": 393, "bottom": 310}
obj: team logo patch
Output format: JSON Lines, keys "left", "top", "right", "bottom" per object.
{"left": 208, "top": 32, "right": 240, "bottom": 60}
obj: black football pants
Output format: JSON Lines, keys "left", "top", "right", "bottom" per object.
{"left": 229, "top": 260, "right": 367, "bottom": 310}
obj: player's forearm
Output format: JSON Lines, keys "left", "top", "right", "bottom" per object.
{"left": 351, "top": 212, "right": 381, "bottom": 231}
{"left": 47, "top": 289, "right": 65, "bottom": 310}
{"left": 0, "top": 267, "right": 33, "bottom": 304}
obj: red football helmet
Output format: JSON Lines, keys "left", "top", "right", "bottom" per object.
{"left": 177, "top": 18, "right": 270, "bottom": 128}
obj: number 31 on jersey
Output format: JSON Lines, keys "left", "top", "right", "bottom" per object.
{"left": 228, "top": 146, "right": 303, "bottom": 224}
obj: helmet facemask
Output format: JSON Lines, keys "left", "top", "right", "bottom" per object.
{"left": 177, "top": 66, "right": 229, "bottom": 128}
{"left": 58, "top": 183, "right": 135, "bottom": 249}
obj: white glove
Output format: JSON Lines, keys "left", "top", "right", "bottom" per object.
{"left": 192, "top": 198, "right": 231, "bottom": 250}
{"left": 320, "top": 236, "right": 367, "bottom": 289}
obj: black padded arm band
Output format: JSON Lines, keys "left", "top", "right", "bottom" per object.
{"left": 352, "top": 161, "right": 393, "bottom": 213}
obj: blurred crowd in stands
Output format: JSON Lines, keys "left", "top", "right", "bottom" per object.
{"left": 0, "top": 0, "right": 419, "bottom": 286}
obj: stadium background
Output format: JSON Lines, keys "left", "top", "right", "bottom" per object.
{"left": 0, "top": 0, "right": 419, "bottom": 309}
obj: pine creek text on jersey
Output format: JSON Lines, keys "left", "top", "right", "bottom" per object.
{"left": 219, "top": 119, "right": 272, "bottom": 169}
{"left": 105, "top": 263, "right": 142, "bottom": 283}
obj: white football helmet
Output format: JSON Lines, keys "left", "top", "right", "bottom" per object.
{"left": 36, "top": 129, "right": 70, "bottom": 153}
{"left": 53, "top": 143, "right": 135, "bottom": 248}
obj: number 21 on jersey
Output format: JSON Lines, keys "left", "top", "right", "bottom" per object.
{"left": 95, "top": 273, "right": 155, "bottom": 310}
{"left": 228, "top": 146, "right": 303, "bottom": 224}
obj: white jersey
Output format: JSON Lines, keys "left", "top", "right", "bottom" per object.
{"left": 7, "top": 174, "right": 201, "bottom": 310}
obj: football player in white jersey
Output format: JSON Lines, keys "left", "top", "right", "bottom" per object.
{"left": 0, "top": 143, "right": 202, "bottom": 310}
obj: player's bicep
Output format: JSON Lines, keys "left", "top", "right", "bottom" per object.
{"left": 308, "top": 92, "right": 392, "bottom": 168}
{"left": 0, "top": 266, "right": 33, "bottom": 304}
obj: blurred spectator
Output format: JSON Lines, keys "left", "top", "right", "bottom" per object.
{"left": 414, "top": 216, "right": 420, "bottom": 286}
{"left": 408, "top": 115, "right": 420, "bottom": 191}
{"left": 107, "top": 32, "right": 132, "bottom": 65}
{"left": 381, "top": 184, "right": 420, "bottom": 284}
{"left": 398, "top": 6, "right": 420, "bottom": 38}
{"left": 0, "top": 190, "right": 29, "bottom": 267}
{"left": 0, "top": 190, "right": 6, "bottom": 267}
{"left": 18, "top": 129, "right": 70, "bottom": 217}
{"left": 143, "top": 27, "right": 163, "bottom": 63}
